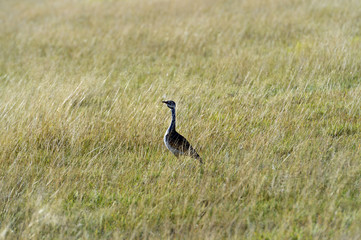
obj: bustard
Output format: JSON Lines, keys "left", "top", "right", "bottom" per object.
{"left": 162, "top": 100, "right": 203, "bottom": 164}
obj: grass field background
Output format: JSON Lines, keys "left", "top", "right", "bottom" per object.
{"left": 1, "top": 0, "right": 361, "bottom": 239}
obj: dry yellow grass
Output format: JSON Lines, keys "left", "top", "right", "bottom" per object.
{"left": 1, "top": 0, "right": 361, "bottom": 239}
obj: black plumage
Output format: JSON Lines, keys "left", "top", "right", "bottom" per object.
{"left": 162, "top": 100, "right": 203, "bottom": 164}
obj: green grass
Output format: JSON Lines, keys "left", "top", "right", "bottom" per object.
{"left": 1, "top": 0, "right": 361, "bottom": 239}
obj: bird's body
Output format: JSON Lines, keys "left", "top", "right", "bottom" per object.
{"left": 162, "top": 100, "right": 203, "bottom": 164}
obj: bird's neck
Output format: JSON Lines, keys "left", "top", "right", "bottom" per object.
{"left": 168, "top": 108, "right": 176, "bottom": 132}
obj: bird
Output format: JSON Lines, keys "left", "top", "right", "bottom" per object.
{"left": 162, "top": 100, "right": 203, "bottom": 164}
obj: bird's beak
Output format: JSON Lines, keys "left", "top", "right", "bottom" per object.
{"left": 162, "top": 101, "right": 167, "bottom": 104}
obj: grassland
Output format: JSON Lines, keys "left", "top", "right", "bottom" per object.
{"left": 1, "top": 0, "right": 361, "bottom": 239}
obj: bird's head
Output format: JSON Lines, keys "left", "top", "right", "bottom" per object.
{"left": 162, "top": 100, "right": 176, "bottom": 109}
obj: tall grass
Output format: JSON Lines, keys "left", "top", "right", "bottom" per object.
{"left": 1, "top": 0, "right": 361, "bottom": 239}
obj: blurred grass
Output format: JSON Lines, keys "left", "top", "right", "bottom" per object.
{"left": 1, "top": 0, "right": 361, "bottom": 239}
